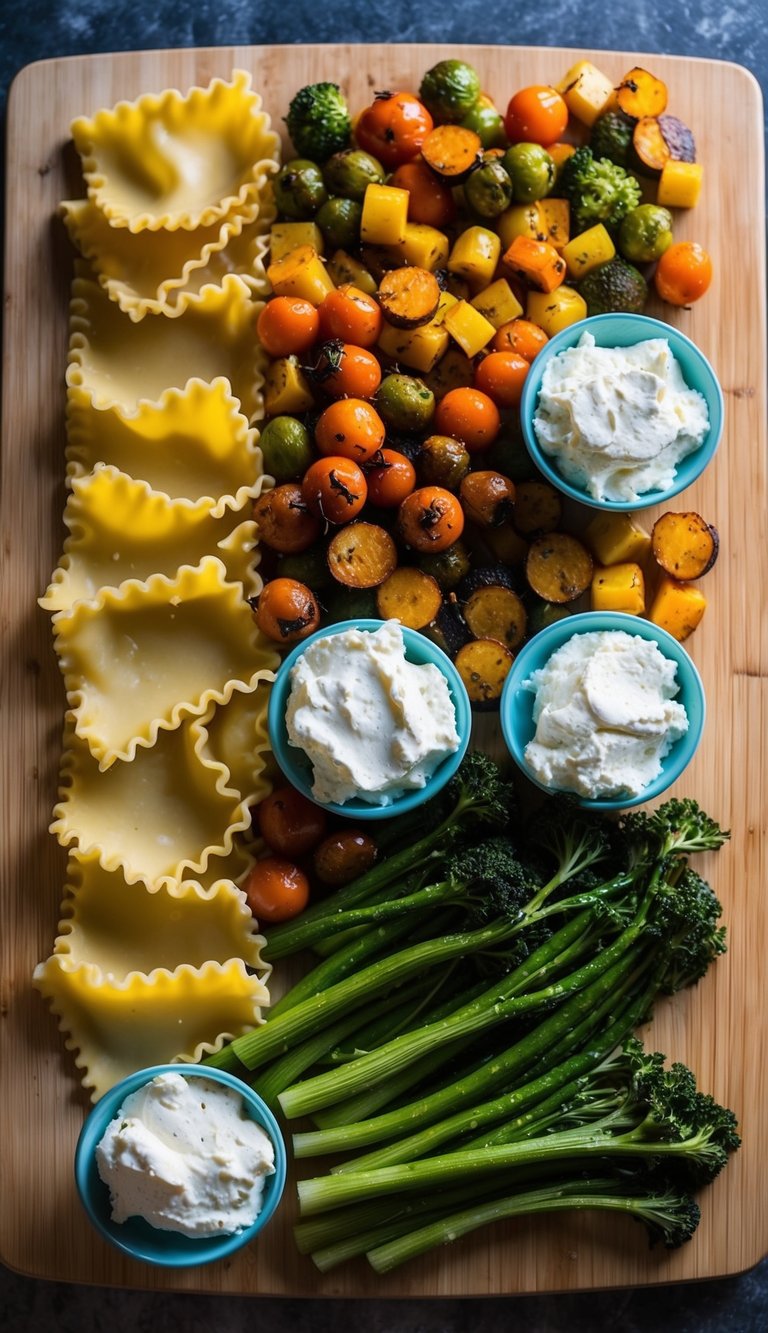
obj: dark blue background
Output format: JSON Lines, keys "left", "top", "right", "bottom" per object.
{"left": 1, "top": 2, "right": 766, "bottom": 1329}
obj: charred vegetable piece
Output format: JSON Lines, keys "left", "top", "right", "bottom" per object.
{"left": 254, "top": 484, "right": 322, "bottom": 554}
{"left": 631, "top": 117, "right": 671, "bottom": 175}
{"left": 274, "top": 159, "right": 328, "bottom": 220}
{"left": 616, "top": 67, "right": 668, "bottom": 120}
{"left": 398, "top": 485, "right": 465, "bottom": 552}
{"left": 323, "top": 149, "right": 386, "bottom": 200}
{"left": 419, "top": 59, "right": 482, "bottom": 123}
{"left": 484, "top": 524, "right": 529, "bottom": 566}
{"left": 326, "top": 521, "right": 398, "bottom": 588}
{"left": 454, "top": 638, "right": 515, "bottom": 709}
{"left": 378, "top": 266, "right": 442, "bottom": 329}
{"left": 512, "top": 480, "right": 563, "bottom": 537}
{"left": 302, "top": 456, "right": 368, "bottom": 525}
{"left": 376, "top": 374, "right": 436, "bottom": 432}
{"left": 526, "top": 533, "right": 593, "bottom": 603}
{"left": 648, "top": 575, "right": 707, "bottom": 641}
{"left": 658, "top": 114, "right": 697, "bottom": 162}
{"left": 255, "top": 578, "right": 321, "bottom": 644}
{"left": 590, "top": 108, "right": 636, "bottom": 167}
{"left": 278, "top": 546, "right": 334, "bottom": 592}
{"left": 527, "top": 599, "right": 572, "bottom": 635}
{"left": 285, "top": 83, "right": 352, "bottom": 162}
{"left": 427, "top": 596, "right": 472, "bottom": 657}
{"left": 324, "top": 584, "right": 378, "bottom": 624}
{"left": 578, "top": 255, "right": 647, "bottom": 316}
{"left": 418, "top": 540, "right": 472, "bottom": 590}
{"left": 418, "top": 435, "right": 471, "bottom": 490}
{"left": 376, "top": 567, "right": 443, "bottom": 629}
{"left": 651, "top": 512, "right": 719, "bottom": 581}
{"left": 462, "top": 585, "right": 527, "bottom": 650}
{"left": 313, "top": 830, "right": 378, "bottom": 886}
{"left": 456, "top": 563, "right": 519, "bottom": 598}
{"left": 422, "top": 347, "right": 476, "bottom": 400}
{"left": 458, "top": 471, "right": 516, "bottom": 527}
{"left": 421, "top": 125, "right": 483, "bottom": 182}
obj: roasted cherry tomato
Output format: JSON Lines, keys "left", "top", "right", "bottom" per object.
{"left": 397, "top": 485, "right": 465, "bottom": 552}
{"left": 311, "top": 342, "right": 382, "bottom": 399}
{"left": 474, "top": 351, "right": 530, "bottom": 408}
{"left": 256, "top": 297, "right": 320, "bottom": 357}
{"left": 504, "top": 85, "right": 569, "bottom": 147}
{"left": 319, "top": 284, "right": 383, "bottom": 346}
{"left": 313, "top": 829, "right": 378, "bottom": 886}
{"left": 434, "top": 386, "right": 501, "bottom": 452}
{"left": 654, "top": 241, "right": 713, "bottom": 306}
{"left": 389, "top": 160, "right": 457, "bottom": 227}
{"left": 256, "top": 784, "right": 327, "bottom": 858}
{"left": 302, "top": 456, "right": 368, "bottom": 524}
{"left": 355, "top": 91, "right": 434, "bottom": 168}
{"left": 492, "top": 317, "right": 549, "bottom": 361}
{"left": 253, "top": 484, "right": 322, "bottom": 554}
{"left": 255, "top": 577, "right": 321, "bottom": 644}
{"left": 364, "top": 448, "right": 417, "bottom": 508}
{"left": 315, "top": 398, "right": 386, "bottom": 463}
{"left": 242, "top": 856, "right": 310, "bottom": 923}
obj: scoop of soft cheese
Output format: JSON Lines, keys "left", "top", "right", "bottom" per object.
{"left": 95, "top": 1072, "right": 275, "bottom": 1238}
{"left": 285, "top": 620, "right": 460, "bottom": 806}
{"left": 524, "top": 630, "right": 689, "bottom": 799}
{"left": 534, "top": 333, "right": 709, "bottom": 502}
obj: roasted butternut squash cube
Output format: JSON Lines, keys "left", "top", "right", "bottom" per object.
{"left": 648, "top": 576, "right": 707, "bottom": 641}
{"left": 497, "top": 203, "right": 546, "bottom": 250}
{"left": 434, "top": 290, "right": 459, "bottom": 324}
{"left": 388, "top": 222, "right": 450, "bottom": 271}
{"left": 591, "top": 563, "right": 646, "bottom": 615}
{"left": 267, "top": 244, "right": 334, "bottom": 305}
{"left": 326, "top": 250, "right": 378, "bottom": 294}
{"left": 361, "top": 184, "right": 409, "bottom": 245}
{"left": 270, "top": 221, "right": 324, "bottom": 263}
{"left": 538, "top": 199, "right": 570, "bottom": 252}
{"left": 447, "top": 225, "right": 501, "bottom": 289}
{"left": 470, "top": 278, "right": 523, "bottom": 329}
{"left": 584, "top": 512, "right": 651, "bottom": 566}
{"left": 557, "top": 59, "right": 616, "bottom": 127}
{"left": 264, "top": 356, "right": 316, "bottom": 416}
{"left": 503, "top": 236, "right": 567, "bottom": 293}
{"left": 378, "top": 319, "right": 450, "bottom": 372}
{"left": 526, "top": 285, "right": 587, "bottom": 337}
{"left": 562, "top": 224, "right": 616, "bottom": 279}
{"left": 443, "top": 300, "right": 496, "bottom": 357}
{"left": 657, "top": 161, "right": 704, "bottom": 209}
{"left": 422, "top": 345, "right": 475, "bottom": 398}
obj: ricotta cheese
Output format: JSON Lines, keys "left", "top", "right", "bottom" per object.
{"left": 533, "top": 332, "right": 709, "bottom": 502}
{"left": 523, "top": 629, "right": 689, "bottom": 799}
{"left": 285, "top": 620, "right": 460, "bottom": 806}
{"left": 95, "top": 1072, "right": 275, "bottom": 1238}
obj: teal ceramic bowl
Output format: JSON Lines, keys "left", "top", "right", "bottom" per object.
{"left": 500, "top": 611, "right": 705, "bottom": 811}
{"left": 74, "top": 1064, "right": 286, "bottom": 1267}
{"left": 268, "top": 619, "right": 471, "bottom": 820}
{"left": 519, "top": 312, "right": 724, "bottom": 511}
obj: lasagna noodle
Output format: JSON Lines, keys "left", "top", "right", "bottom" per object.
{"left": 201, "top": 684, "right": 272, "bottom": 811}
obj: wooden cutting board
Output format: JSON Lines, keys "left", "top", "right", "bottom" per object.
{"left": 1, "top": 44, "right": 766, "bottom": 1297}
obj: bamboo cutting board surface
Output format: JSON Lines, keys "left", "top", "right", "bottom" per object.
{"left": 1, "top": 44, "right": 766, "bottom": 1297}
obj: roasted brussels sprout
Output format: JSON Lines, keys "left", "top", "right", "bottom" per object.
{"left": 464, "top": 154, "right": 514, "bottom": 218}
{"left": 618, "top": 204, "right": 674, "bottom": 263}
{"left": 419, "top": 59, "right": 481, "bottom": 123}
{"left": 376, "top": 374, "right": 436, "bottom": 433}
{"left": 259, "top": 415, "right": 314, "bottom": 482}
{"left": 285, "top": 82, "right": 352, "bottom": 162}
{"left": 316, "top": 196, "right": 363, "bottom": 250}
{"left": 503, "top": 143, "right": 555, "bottom": 203}
{"left": 322, "top": 148, "right": 385, "bottom": 201}
{"left": 274, "top": 159, "right": 328, "bottom": 220}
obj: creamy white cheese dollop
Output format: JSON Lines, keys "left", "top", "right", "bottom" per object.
{"left": 285, "top": 620, "right": 460, "bottom": 806}
{"left": 533, "top": 332, "right": 709, "bottom": 502}
{"left": 523, "top": 629, "right": 689, "bottom": 798}
{"left": 95, "top": 1072, "right": 275, "bottom": 1238}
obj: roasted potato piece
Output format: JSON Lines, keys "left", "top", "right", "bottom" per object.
{"left": 616, "top": 67, "right": 668, "bottom": 120}
{"left": 513, "top": 480, "right": 563, "bottom": 537}
{"left": 651, "top": 511, "right": 719, "bottom": 581}
{"left": 462, "top": 585, "right": 527, "bottom": 651}
{"left": 378, "top": 266, "right": 442, "bottom": 329}
{"left": 590, "top": 562, "right": 646, "bottom": 616}
{"left": 648, "top": 575, "right": 707, "bottom": 641}
{"left": 376, "top": 567, "right": 443, "bottom": 629}
{"left": 526, "top": 533, "right": 593, "bottom": 603}
{"left": 455, "top": 638, "right": 515, "bottom": 709}
{"left": 326, "top": 522, "right": 397, "bottom": 588}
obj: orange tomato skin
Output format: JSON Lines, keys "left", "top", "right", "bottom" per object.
{"left": 389, "top": 160, "right": 457, "bottom": 227}
{"left": 504, "top": 85, "right": 569, "bottom": 147}
{"left": 256, "top": 784, "right": 327, "bottom": 858}
{"left": 302, "top": 456, "right": 368, "bottom": 524}
{"left": 256, "top": 297, "right": 320, "bottom": 356}
{"left": 319, "top": 285, "right": 383, "bottom": 346}
{"left": 316, "top": 343, "right": 382, "bottom": 399}
{"left": 365, "top": 448, "right": 417, "bottom": 507}
{"left": 313, "top": 830, "right": 378, "bottom": 885}
{"left": 474, "top": 351, "right": 530, "bottom": 408}
{"left": 315, "top": 398, "right": 386, "bottom": 463}
{"left": 397, "top": 485, "right": 465, "bottom": 552}
{"left": 255, "top": 577, "right": 321, "bottom": 644}
{"left": 253, "top": 484, "right": 322, "bottom": 554}
{"left": 654, "top": 242, "right": 713, "bottom": 306}
{"left": 434, "top": 386, "right": 501, "bottom": 453}
{"left": 493, "top": 317, "right": 549, "bottom": 361}
{"left": 242, "top": 856, "right": 310, "bottom": 923}
{"left": 356, "top": 92, "right": 434, "bottom": 168}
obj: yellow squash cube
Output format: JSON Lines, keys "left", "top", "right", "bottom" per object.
{"left": 497, "top": 204, "right": 546, "bottom": 250}
{"left": 470, "top": 278, "right": 523, "bottom": 329}
{"left": 649, "top": 576, "right": 707, "bottom": 641}
{"left": 657, "top": 161, "right": 704, "bottom": 209}
{"left": 361, "top": 184, "right": 409, "bottom": 245}
{"left": 538, "top": 199, "right": 570, "bottom": 251}
{"left": 444, "top": 300, "right": 496, "bottom": 357}
{"left": 264, "top": 356, "right": 315, "bottom": 416}
{"left": 378, "top": 320, "right": 450, "bottom": 373}
{"left": 388, "top": 223, "right": 450, "bottom": 271}
{"left": 269, "top": 221, "right": 324, "bottom": 263}
{"left": 326, "top": 250, "right": 378, "bottom": 294}
{"left": 447, "top": 226, "right": 501, "bottom": 289}
{"left": 267, "top": 244, "right": 334, "bottom": 305}
{"left": 422, "top": 346, "right": 475, "bottom": 398}
{"left": 591, "top": 563, "right": 646, "bottom": 615}
{"left": 562, "top": 224, "right": 616, "bottom": 279}
{"left": 526, "top": 286, "right": 587, "bottom": 337}
{"left": 584, "top": 512, "right": 651, "bottom": 566}
{"left": 557, "top": 60, "right": 616, "bottom": 127}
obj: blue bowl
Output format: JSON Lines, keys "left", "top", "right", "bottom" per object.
{"left": 268, "top": 619, "right": 472, "bottom": 820}
{"left": 74, "top": 1064, "right": 286, "bottom": 1267}
{"left": 519, "top": 313, "right": 724, "bottom": 511}
{"left": 500, "top": 611, "right": 705, "bottom": 810}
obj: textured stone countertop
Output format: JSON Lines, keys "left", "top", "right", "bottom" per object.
{"left": 1, "top": 3, "right": 766, "bottom": 1330}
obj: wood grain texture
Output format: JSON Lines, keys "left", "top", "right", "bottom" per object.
{"left": 1, "top": 44, "right": 766, "bottom": 1296}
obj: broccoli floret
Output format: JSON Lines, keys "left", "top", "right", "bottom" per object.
{"left": 590, "top": 108, "right": 636, "bottom": 167}
{"left": 560, "top": 145, "right": 642, "bottom": 231}
{"left": 651, "top": 866, "right": 727, "bottom": 993}
{"left": 629, "top": 1184, "right": 702, "bottom": 1249}
{"left": 445, "top": 752, "right": 517, "bottom": 832}
{"left": 285, "top": 82, "right": 351, "bottom": 162}
{"left": 648, "top": 798, "right": 730, "bottom": 858}
{"left": 578, "top": 256, "right": 648, "bottom": 316}
{"left": 524, "top": 795, "right": 612, "bottom": 888}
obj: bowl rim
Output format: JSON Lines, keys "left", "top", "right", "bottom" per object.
{"left": 499, "top": 610, "right": 706, "bottom": 810}
{"left": 74, "top": 1063, "right": 287, "bottom": 1267}
{"left": 519, "top": 311, "right": 724, "bottom": 512}
{"left": 267, "top": 617, "right": 472, "bottom": 819}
